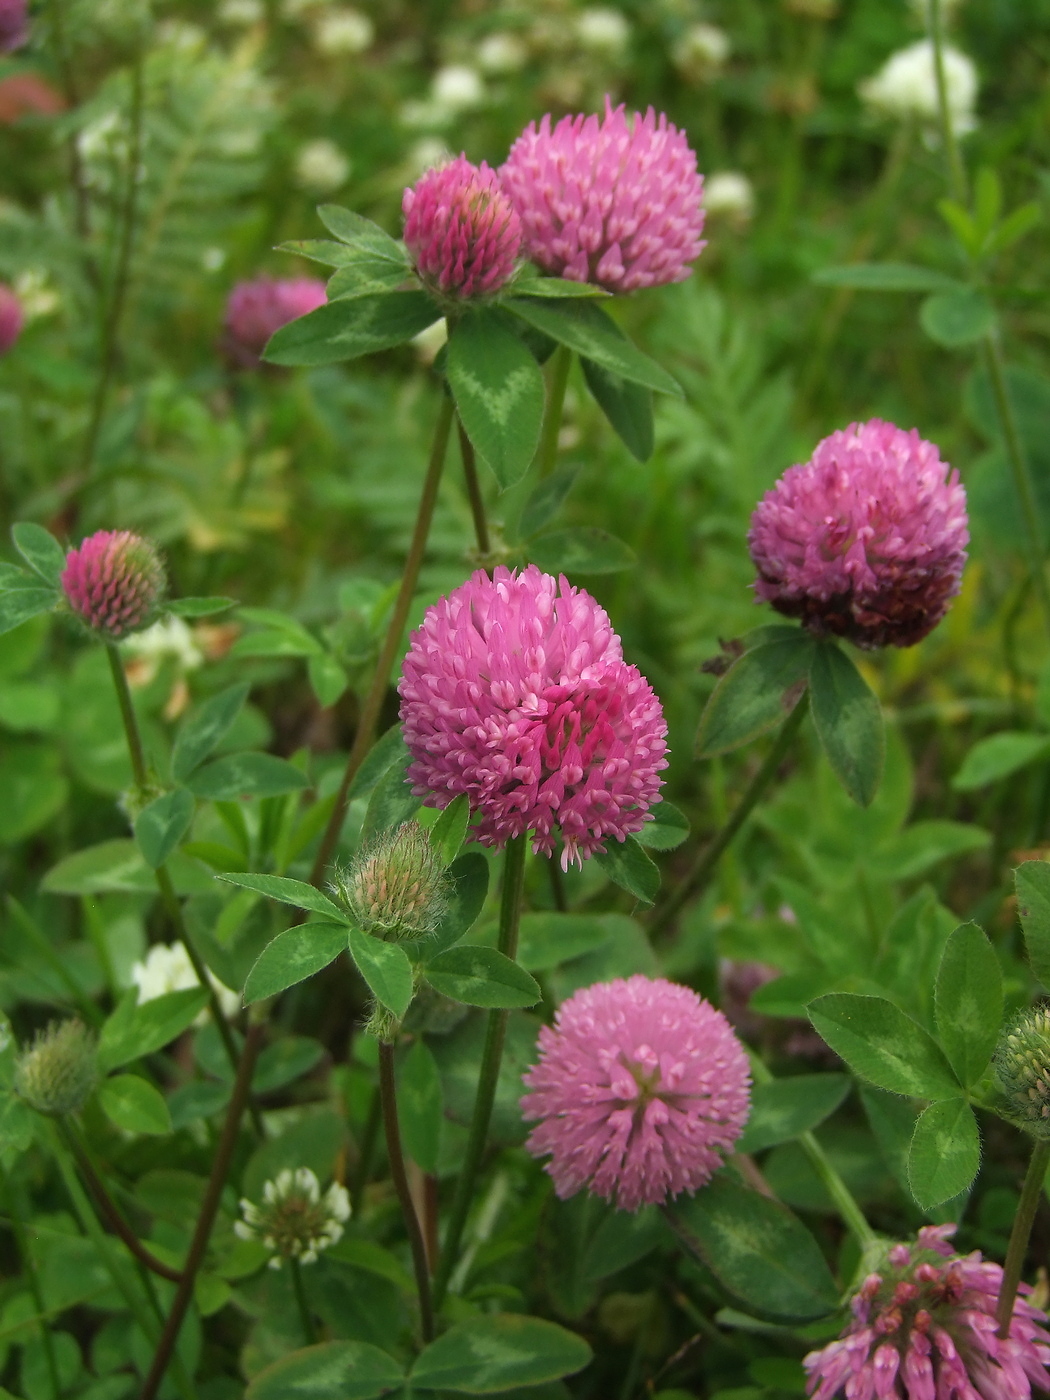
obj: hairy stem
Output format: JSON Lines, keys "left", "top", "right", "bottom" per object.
{"left": 309, "top": 392, "right": 454, "bottom": 884}
{"left": 997, "top": 1137, "right": 1050, "bottom": 1337}
{"left": 59, "top": 1119, "right": 182, "bottom": 1282}
{"left": 140, "top": 1021, "right": 265, "bottom": 1400}
{"left": 378, "top": 1041, "right": 435, "bottom": 1342}
{"left": 650, "top": 695, "right": 808, "bottom": 938}
{"left": 535, "top": 345, "right": 571, "bottom": 479}
{"left": 434, "top": 834, "right": 527, "bottom": 1307}
{"left": 928, "top": 0, "right": 968, "bottom": 204}
{"left": 458, "top": 419, "right": 491, "bottom": 557}
{"left": 106, "top": 642, "right": 148, "bottom": 791}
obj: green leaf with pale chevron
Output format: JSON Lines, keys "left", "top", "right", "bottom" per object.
{"left": 508, "top": 297, "right": 683, "bottom": 397}
{"left": 447, "top": 310, "right": 546, "bottom": 489}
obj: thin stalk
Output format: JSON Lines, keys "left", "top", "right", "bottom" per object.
{"left": 289, "top": 1257, "right": 317, "bottom": 1345}
{"left": 59, "top": 1119, "right": 182, "bottom": 1282}
{"left": 928, "top": 0, "right": 967, "bottom": 204}
{"left": 535, "top": 345, "right": 571, "bottom": 479}
{"left": 650, "top": 695, "right": 808, "bottom": 939}
{"left": 350, "top": 1085, "right": 382, "bottom": 1216}
{"left": 458, "top": 419, "right": 490, "bottom": 557}
{"left": 983, "top": 335, "right": 1050, "bottom": 638}
{"left": 140, "top": 1021, "right": 265, "bottom": 1400}
{"left": 79, "top": 44, "right": 146, "bottom": 481}
{"left": 378, "top": 1042, "right": 434, "bottom": 1342}
{"left": 434, "top": 834, "right": 527, "bottom": 1307}
{"left": 996, "top": 1138, "right": 1050, "bottom": 1337}
{"left": 309, "top": 393, "right": 455, "bottom": 884}
{"left": 45, "top": 0, "right": 96, "bottom": 259}
{"left": 107, "top": 643, "right": 148, "bottom": 790}
{"left": 0, "top": 1165, "right": 61, "bottom": 1400}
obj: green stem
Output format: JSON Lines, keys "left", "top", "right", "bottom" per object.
{"left": 433, "top": 834, "right": 527, "bottom": 1307}
{"left": 928, "top": 0, "right": 968, "bottom": 204}
{"left": 309, "top": 393, "right": 455, "bottom": 884}
{"left": 650, "top": 695, "right": 808, "bottom": 939}
{"left": 983, "top": 335, "right": 1050, "bottom": 638}
{"left": 535, "top": 345, "right": 571, "bottom": 479}
{"left": 79, "top": 43, "right": 146, "bottom": 482}
{"left": 997, "top": 1137, "right": 1050, "bottom": 1337}
{"left": 457, "top": 418, "right": 491, "bottom": 557}
{"left": 59, "top": 1119, "right": 183, "bottom": 1282}
{"left": 350, "top": 1084, "right": 381, "bottom": 1217}
{"left": 106, "top": 643, "right": 148, "bottom": 791}
{"left": 140, "top": 1020, "right": 265, "bottom": 1400}
{"left": 0, "top": 1164, "right": 61, "bottom": 1400}
{"left": 378, "top": 1041, "right": 434, "bottom": 1343}
{"left": 289, "top": 1257, "right": 317, "bottom": 1345}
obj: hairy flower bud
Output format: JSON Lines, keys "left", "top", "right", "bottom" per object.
{"left": 402, "top": 155, "right": 521, "bottom": 300}
{"left": 994, "top": 1006, "right": 1050, "bottom": 1138}
{"left": 15, "top": 1020, "right": 97, "bottom": 1117}
{"left": 333, "top": 822, "right": 449, "bottom": 942}
{"left": 61, "top": 530, "right": 166, "bottom": 641}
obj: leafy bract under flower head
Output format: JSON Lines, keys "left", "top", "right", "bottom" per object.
{"left": 521, "top": 975, "right": 751, "bottom": 1211}
{"left": 398, "top": 564, "right": 667, "bottom": 869}
{"left": 499, "top": 97, "right": 705, "bottom": 292}
{"left": 747, "top": 419, "right": 968, "bottom": 649}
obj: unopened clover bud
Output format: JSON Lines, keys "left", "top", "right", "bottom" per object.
{"left": 333, "top": 822, "right": 449, "bottom": 942}
{"left": 61, "top": 530, "right": 166, "bottom": 641}
{"left": 15, "top": 1020, "right": 97, "bottom": 1117}
{"left": 402, "top": 155, "right": 521, "bottom": 300}
{"left": 994, "top": 1006, "right": 1050, "bottom": 1138}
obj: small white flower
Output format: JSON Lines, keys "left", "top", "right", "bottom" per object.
{"left": 704, "top": 171, "right": 755, "bottom": 223}
{"left": 312, "top": 8, "right": 374, "bottom": 54}
{"left": 155, "top": 20, "right": 207, "bottom": 52}
{"left": 430, "top": 65, "right": 485, "bottom": 113}
{"left": 295, "top": 138, "right": 351, "bottom": 192}
{"left": 407, "top": 137, "right": 449, "bottom": 173}
{"left": 13, "top": 270, "right": 59, "bottom": 320}
{"left": 131, "top": 943, "right": 240, "bottom": 1022}
{"left": 122, "top": 617, "right": 204, "bottom": 673}
{"left": 574, "top": 7, "right": 630, "bottom": 55}
{"left": 217, "top": 0, "right": 265, "bottom": 24}
{"left": 237, "top": 1168, "right": 350, "bottom": 1268}
{"left": 673, "top": 22, "right": 730, "bottom": 75}
{"left": 201, "top": 247, "right": 227, "bottom": 273}
{"left": 858, "top": 39, "right": 978, "bottom": 136}
{"left": 476, "top": 31, "right": 528, "bottom": 75}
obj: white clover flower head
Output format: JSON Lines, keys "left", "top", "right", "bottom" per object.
{"left": 295, "top": 138, "right": 351, "bottom": 192}
{"left": 574, "top": 7, "right": 630, "bottom": 54}
{"left": 217, "top": 0, "right": 265, "bottom": 24}
{"left": 704, "top": 171, "right": 755, "bottom": 222}
{"left": 131, "top": 943, "right": 240, "bottom": 1022}
{"left": 859, "top": 39, "right": 978, "bottom": 137}
{"left": 476, "top": 31, "right": 528, "bottom": 75}
{"left": 407, "top": 137, "right": 450, "bottom": 172}
{"left": 312, "top": 7, "right": 373, "bottom": 54}
{"left": 13, "top": 269, "right": 59, "bottom": 320}
{"left": 235, "top": 1168, "right": 350, "bottom": 1268}
{"left": 673, "top": 22, "right": 730, "bottom": 76}
{"left": 430, "top": 65, "right": 485, "bottom": 114}
{"left": 122, "top": 616, "right": 204, "bottom": 673}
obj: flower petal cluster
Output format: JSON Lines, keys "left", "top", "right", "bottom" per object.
{"left": 402, "top": 155, "right": 521, "bottom": 299}
{"left": 61, "top": 530, "right": 166, "bottom": 641}
{"left": 398, "top": 565, "right": 667, "bottom": 869}
{"left": 222, "top": 276, "right": 327, "bottom": 368}
{"left": 0, "top": 283, "right": 23, "bottom": 354}
{"left": 0, "top": 0, "right": 28, "bottom": 52}
{"left": 747, "top": 419, "right": 968, "bottom": 649}
{"left": 804, "top": 1224, "right": 1050, "bottom": 1400}
{"left": 859, "top": 40, "right": 978, "bottom": 137}
{"left": 235, "top": 1168, "right": 350, "bottom": 1269}
{"left": 521, "top": 975, "right": 751, "bottom": 1211}
{"left": 131, "top": 942, "right": 240, "bottom": 1022}
{"left": 499, "top": 97, "right": 705, "bottom": 292}
{"left": 15, "top": 1020, "right": 97, "bottom": 1118}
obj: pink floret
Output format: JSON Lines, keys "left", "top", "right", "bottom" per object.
{"left": 0, "top": 0, "right": 28, "bottom": 52}
{"left": 397, "top": 565, "right": 667, "bottom": 868}
{"left": 747, "top": 419, "right": 968, "bottom": 649}
{"left": 61, "top": 530, "right": 165, "bottom": 641}
{"left": 222, "top": 277, "right": 327, "bottom": 368}
{"left": 804, "top": 1224, "right": 1050, "bottom": 1399}
{"left": 521, "top": 975, "right": 751, "bottom": 1211}
{"left": 0, "top": 283, "right": 23, "bottom": 356}
{"left": 403, "top": 154, "right": 522, "bottom": 299}
{"left": 499, "top": 97, "right": 705, "bottom": 293}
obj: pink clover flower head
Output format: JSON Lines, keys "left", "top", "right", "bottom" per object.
{"left": 398, "top": 564, "right": 667, "bottom": 870}
{"left": 804, "top": 1224, "right": 1050, "bottom": 1400}
{"left": 61, "top": 530, "right": 165, "bottom": 641}
{"left": 402, "top": 155, "right": 522, "bottom": 299}
{"left": 521, "top": 975, "right": 751, "bottom": 1211}
{"left": 747, "top": 419, "right": 968, "bottom": 649}
{"left": 222, "top": 277, "right": 327, "bottom": 368}
{"left": 499, "top": 97, "right": 706, "bottom": 293}
{"left": 0, "top": 283, "right": 24, "bottom": 356}
{"left": 0, "top": 0, "right": 28, "bottom": 52}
